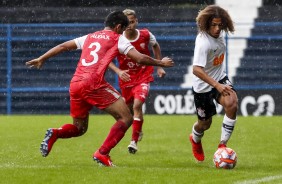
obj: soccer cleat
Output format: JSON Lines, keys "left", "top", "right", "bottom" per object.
{"left": 40, "top": 128, "right": 58, "bottom": 157}
{"left": 138, "top": 131, "right": 143, "bottom": 142}
{"left": 189, "top": 134, "right": 205, "bottom": 161}
{"left": 218, "top": 143, "right": 227, "bottom": 149}
{"left": 93, "top": 150, "right": 115, "bottom": 167}
{"left": 128, "top": 141, "right": 138, "bottom": 154}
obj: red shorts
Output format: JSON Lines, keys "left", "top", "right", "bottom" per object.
{"left": 121, "top": 83, "right": 150, "bottom": 105}
{"left": 69, "top": 81, "right": 120, "bottom": 118}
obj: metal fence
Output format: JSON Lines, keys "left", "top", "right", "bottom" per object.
{"left": 1, "top": 22, "right": 282, "bottom": 115}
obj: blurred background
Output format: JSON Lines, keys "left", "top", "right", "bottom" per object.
{"left": 0, "top": 0, "right": 281, "bottom": 116}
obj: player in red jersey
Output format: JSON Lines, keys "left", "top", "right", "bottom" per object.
{"left": 26, "top": 11, "right": 174, "bottom": 167}
{"left": 109, "top": 9, "right": 166, "bottom": 154}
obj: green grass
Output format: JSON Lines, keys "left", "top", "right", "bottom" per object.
{"left": 0, "top": 115, "right": 281, "bottom": 184}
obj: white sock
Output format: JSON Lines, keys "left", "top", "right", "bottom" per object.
{"left": 192, "top": 124, "right": 204, "bottom": 143}
{"left": 221, "top": 114, "right": 237, "bottom": 143}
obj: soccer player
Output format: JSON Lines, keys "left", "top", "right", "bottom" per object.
{"left": 189, "top": 5, "right": 238, "bottom": 162}
{"left": 26, "top": 11, "right": 174, "bottom": 167}
{"left": 109, "top": 9, "right": 166, "bottom": 154}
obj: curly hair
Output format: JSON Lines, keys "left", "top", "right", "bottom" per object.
{"left": 196, "top": 5, "right": 235, "bottom": 34}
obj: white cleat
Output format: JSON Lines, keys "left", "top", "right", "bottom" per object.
{"left": 128, "top": 141, "right": 138, "bottom": 154}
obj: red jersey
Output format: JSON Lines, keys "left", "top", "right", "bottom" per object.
{"left": 117, "top": 29, "right": 156, "bottom": 88}
{"left": 71, "top": 30, "right": 133, "bottom": 88}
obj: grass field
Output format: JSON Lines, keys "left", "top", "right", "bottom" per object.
{"left": 0, "top": 115, "right": 281, "bottom": 184}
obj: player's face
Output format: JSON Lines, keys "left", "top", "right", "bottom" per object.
{"left": 125, "top": 15, "right": 138, "bottom": 33}
{"left": 208, "top": 18, "right": 223, "bottom": 38}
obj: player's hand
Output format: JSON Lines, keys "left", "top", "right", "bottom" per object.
{"left": 157, "top": 67, "right": 166, "bottom": 78}
{"left": 161, "top": 57, "right": 174, "bottom": 67}
{"left": 216, "top": 83, "right": 234, "bottom": 96}
{"left": 25, "top": 58, "right": 45, "bottom": 69}
{"left": 118, "top": 70, "right": 131, "bottom": 82}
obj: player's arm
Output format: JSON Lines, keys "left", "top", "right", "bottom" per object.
{"left": 126, "top": 48, "right": 174, "bottom": 67}
{"left": 26, "top": 40, "right": 77, "bottom": 69}
{"left": 152, "top": 42, "right": 166, "bottom": 78}
{"left": 119, "top": 35, "right": 174, "bottom": 67}
{"left": 108, "top": 62, "right": 131, "bottom": 82}
{"left": 193, "top": 65, "right": 233, "bottom": 96}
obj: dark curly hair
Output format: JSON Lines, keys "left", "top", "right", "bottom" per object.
{"left": 196, "top": 5, "right": 235, "bottom": 34}
{"left": 105, "top": 11, "right": 129, "bottom": 29}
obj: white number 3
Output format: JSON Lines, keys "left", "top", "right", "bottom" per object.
{"left": 81, "top": 42, "right": 101, "bottom": 66}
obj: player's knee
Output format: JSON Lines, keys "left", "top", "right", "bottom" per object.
{"left": 202, "top": 122, "right": 212, "bottom": 130}
{"left": 121, "top": 115, "right": 133, "bottom": 127}
{"left": 226, "top": 98, "right": 238, "bottom": 112}
{"left": 133, "top": 104, "right": 143, "bottom": 112}
{"left": 126, "top": 116, "right": 134, "bottom": 125}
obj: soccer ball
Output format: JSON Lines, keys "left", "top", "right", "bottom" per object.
{"left": 213, "top": 147, "right": 237, "bottom": 169}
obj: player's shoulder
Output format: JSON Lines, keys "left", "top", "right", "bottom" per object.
{"left": 138, "top": 29, "right": 151, "bottom": 39}
{"left": 196, "top": 32, "right": 210, "bottom": 43}
{"left": 195, "top": 32, "right": 212, "bottom": 49}
{"left": 139, "top": 28, "right": 149, "bottom": 31}
{"left": 139, "top": 28, "right": 150, "bottom": 34}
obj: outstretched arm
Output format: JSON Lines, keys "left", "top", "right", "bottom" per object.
{"left": 126, "top": 48, "right": 174, "bottom": 68}
{"left": 25, "top": 40, "right": 77, "bottom": 69}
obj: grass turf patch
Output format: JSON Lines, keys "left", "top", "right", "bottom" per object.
{"left": 0, "top": 115, "right": 281, "bottom": 184}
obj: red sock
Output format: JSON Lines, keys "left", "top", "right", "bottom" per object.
{"left": 55, "top": 124, "right": 79, "bottom": 138}
{"left": 132, "top": 118, "right": 143, "bottom": 142}
{"left": 99, "top": 121, "right": 129, "bottom": 155}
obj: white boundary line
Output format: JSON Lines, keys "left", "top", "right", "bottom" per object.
{"left": 234, "top": 175, "right": 282, "bottom": 184}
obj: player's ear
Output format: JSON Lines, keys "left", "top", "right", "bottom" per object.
{"left": 115, "top": 24, "right": 124, "bottom": 34}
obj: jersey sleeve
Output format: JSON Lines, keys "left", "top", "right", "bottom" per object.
{"left": 193, "top": 35, "right": 210, "bottom": 67}
{"left": 73, "top": 35, "right": 88, "bottom": 50}
{"left": 148, "top": 31, "right": 157, "bottom": 46}
{"left": 118, "top": 35, "right": 134, "bottom": 55}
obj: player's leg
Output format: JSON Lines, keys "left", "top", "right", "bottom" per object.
{"left": 40, "top": 116, "right": 89, "bottom": 157}
{"left": 93, "top": 97, "right": 133, "bottom": 166}
{"left": 128, "top": 98, "right": 144, "bottom": 154}
{"left": 218, "top": 90, "right": 238, "bottom": 147}
{"left": 190, "top": 90, "right": 216, "bottom": 161}
{"left": 132, "top": 99, "right": 144, "bottom": 142}
{"left": 40, "top": 82, "right": 90, "bottom": 157}
{"left": 128, "top": 83, "right": 149, "bottom": 154}
{"left": 190, "top": 118, "right": 212, "bottom": 162}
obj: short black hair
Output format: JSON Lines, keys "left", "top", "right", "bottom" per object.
{"left": 105, "top": 11, "right": 129, "bottom": 29}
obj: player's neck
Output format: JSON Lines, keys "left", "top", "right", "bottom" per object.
{"left": 104, "top": 27, "right": 115, "bottom": 32}
{"left": 124, "top": 29, "right": 138, "bottom": 40}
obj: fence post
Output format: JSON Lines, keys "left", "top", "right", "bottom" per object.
{"left": 6, "top": 24, "right": 12, "bottom": 115}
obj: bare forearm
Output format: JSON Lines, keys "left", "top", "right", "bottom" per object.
{"left": 108, "top": 62, "right": 121, "bottom": 74}
{"left": 126, "top": 48, "right": 174, "bottom": 68}
{"left": 193, "top": 66, "right": 219, "bottom": 87}
{"left": 137, "top": 54, "right": 164, "bottom": 66}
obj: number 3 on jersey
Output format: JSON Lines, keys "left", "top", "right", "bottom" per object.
{"left": 82, "top": 42, "right": 101, "bottom": 66}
